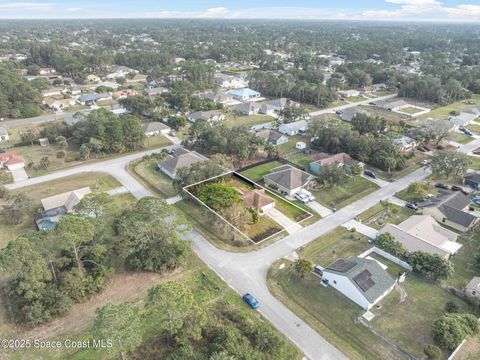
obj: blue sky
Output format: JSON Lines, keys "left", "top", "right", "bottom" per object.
{"left": 0, "top": 1, "right": 479, "bottom": 21}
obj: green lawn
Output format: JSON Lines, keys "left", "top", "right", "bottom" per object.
{"left": 451, "top": 132, "right": 474, "bottom": 145}
{"left": 143, "top": 135, "right": 172, "bottom": 149}
{"left": 399, "top": 106, "right": 423, "bottom": 115}
{"left": 239, "top": 160, "right": 284, "bottom": 182}
{"left": 311, "top": 176, "right": 379, "bottom": 209}
{"left": 395, "top": 182, "right": 437, "bottom": 203}
{"left": 448, "top": 233, "right": 480, "bottom": 289}
{"left": 285, "top": 152, "right": 314, "bottom": 170}
{"left": 417, "top": 94, "right": 480, "bottom": 121}
{"left": 356, "top": 202, "right": 415, "bottom": 230}
{"left": 132, "top": 158, "right": 177, "bottom": 198}
{"left": 465, "top": 123, "right": 480, "bottom": 135}
{"left": 268, "top": 262, "right": 404, "bottom": 360}
{"left": 346, "top": 96, "right": 366, "bottom": 103}
{"left": 277, "top": 135, "right": 309, "bottom": 156}
{"left": 468, "top": 156, "right": 480, "bottom": 171}
{"left": 371, "top": 270, "right": 478, "bottom": 359}
{"left": 1, "top": 172, "right": 121, "bottom": 249}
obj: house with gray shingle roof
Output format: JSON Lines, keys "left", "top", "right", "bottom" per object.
{"left": 255, "top": 129, "right": 288, "bottom": 146}
{"left": 157, "top": 148, "right": 208, "bottom": 179}
{"left": 418, "top": 189, "right": 477, "bottom": 232}
{"left": 142, "top": 122, "right": 170, "bottom": 136}
{"left": 263, "top": 165, "right": 313, "bottom": 196}
{"left": 322, "top": 257, "right": 396, "bottom": 310}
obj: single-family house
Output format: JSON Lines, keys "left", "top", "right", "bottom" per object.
{"left": 0, "top": 151, "right": 25, "bottom": 170}
{"left": 146, "top": 87, "right": 168, "bottom": 97}
{"left": 418, "top": 189, "right": 478, "bottom": 232}
{"left": 322, "top": 257, "right": 396, "bottom": 310}
{"left": 255, "top": 130, "right": 288, "bottom": 146}
{"left": 463, "top": 172, "right": 480, "bottom": 190}
{"left": 187, "top": 110, "right": 225, "bottom": 123}
{"left": 214, "top": 73, "right": 249, "bottom": 89}
{"left": 105, "top": 66, "right": 138, "bottom": 80}
{"left": 36, "top": 187, "right": 91, "bottom": 230}
{"left": 0, "top": 127, "right": 9, "bottom": 142}
{"left": 242, "top": 189, "right": 275, "bottom": 214}
{"left": 465, "top": 277, "right": 480, "bottom": 299}
{"left": 157, "top": 148, "right": 209, "bottom": 179}
{"left": 309, "top": 152, "right": 362, "bottom": 174}
{"left": 142, "top": 122, "right": 170, "bottom": 136}
{"left": 260, "top": 104, "right": 276, "bottom": 116}
{"left": 378, "top": 215, "right": 462, "bottom": 259}
{"left": 380, "top": 99, "right": 409, "bottom": 112}
{"left": 328, "top": 57, "right": 345, "bottom": 67}
{"left": 278, "top": 120, "right": 309, "bottom": 136}
{"left": 43, "top": 98, "right": 76, "bottom": 111}
{"left": 339, "top": 108, "right": 368, "bottom": 122}
{"left": 86, "top": 74, "right": 101, "bottom": 83}
{"left": 112, "top": 89, "right": 138, "bottom": 99}
{"left": 236, "top": 102, "right": 261, "bottom": 116}
{"left": 392, "top": 136, "right": 416, "bottom": 152}
{"left": 77, "top": 93, "right": 111, "bottom": 106}
{"left": 338, "top": 90, "right": 360, "bottom": 98}
{"left": 96, "top": 81, "right": 120, "bottom": 90}
{"left": 263, "top": 165, "right": 313, "bottom": 196}
{"left": 227, "top": 88, "right": 261, "bottom": 102}
{"left": 266, "top": 98, "right": 298, "bottom": 112}
{"left": 42, "top": 87, "right": 64, "bottom": 97}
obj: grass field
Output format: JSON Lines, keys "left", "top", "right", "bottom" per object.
{"left": 399, "top": 106, "right": 424, "bottom": 115}
{"left": 239, "top": 160, "right": 284, "bottom": 182}
{"left": 277, "top": 135, "right": 310, "bottom": 156}
{"left": 223, "top": 113, "right": 274, "bottom": 128}
{"left": 468, "top": 155, "right": 480, "bottom": 171}
{"left": 357, "top": 202, "right": 415, "bottom": 230}
{"left": 448, "top": 233, "right": 480, "bottom": 289}
{"left": 465, "top": 123, "right": 480, "bottom": 135}
{"left": 0, "top": 172, "right": 121, "bottom": 249}
{"left": 417, "top": 94, "right": 480, "bottom": 121}
{"left": 285, "top": 152, "right": 314, "bottom": 170}
{"left": 395, "top": 182, "right": 437, "bottom": 203}
{"left": 311, "top": 176, "right": 379, "bottom": 209}
{"left": 451, "top": 132, "right": 474, "bottom": 145}
{"left": 268, "top": 262, "right": 404, "bottom": 360}
{"left": 132, "top": 158, "right": 177, "bottom": 198}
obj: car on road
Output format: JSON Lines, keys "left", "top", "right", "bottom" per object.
{"left": 405, "top": 202, "right": 418, "bottom": 211}
{"left": 364, "top": 169, "right": 376, "bottom": 179}
{"left": 242, "top": 293, "right": 260, "bottom": 309}
{"left": 435, "top": 183, "right": 449, "bottom": 190}
{"left": 335, "top": 110, "right": 343, "bottom": 115}
{"left": 368, "top": 102, "right": 376, "bottom": 106}
{"left": 451, "top": 185, "right": 468, "bottom": 195}
{"left": 473, "top": 150, "right": 480, "bottom": 155}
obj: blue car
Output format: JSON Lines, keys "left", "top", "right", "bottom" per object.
{"left": 243, "top": 293, "right": 260, "bottom": 309}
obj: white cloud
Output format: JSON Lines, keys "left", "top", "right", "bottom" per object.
{"left": 385, "top": 0, "right": 440, "bottom": 4}
{"left": 0, "top": 2, "right": 55, "bottom": 10}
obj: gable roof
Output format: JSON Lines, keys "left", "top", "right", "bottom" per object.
{"left": 279, "top": 120, "right": 308, "bottom": 132}
{"left": 464, "top": 172, "right": 480, "bottom": 184}
{"left": 142, "top": 122, "right": 170, "bottom": 133}
{"left": 188, "top": 110, "right": 223, "bottom": 121}
{"left": 236, "top": 102, "right": 261, "bottom": 113}
{"left": 41, "top": 187, "right": 91, "bottom": 212}
{"left": 312, "top": 152, "right": 358, "bottom": 167}
{"left": 263, "top": 165, "right": 312, "bottom": 190}
{"left": 419, "top": 189, "right": 476, "bottom": 228}
{"left": 242, "top": 189, "right": 275, "bottom": 211}
{"left": 0, "top": 151, "right": 25, "bottom": 166}
{"left": 227, "top": 88, "right": 260, "bottom": 97}
{"left": 158, "top": 148, "right": 208, "bottom": 176}
{"left": 325, "top": 256, "right": 396, "bottom": 304}
{"left": 378, "top": 215, "right": 461, "bottom": 257}
{"left": 255, "top": 129, "right": 286, "bottom": 143}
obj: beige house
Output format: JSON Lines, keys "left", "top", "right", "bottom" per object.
{"left": 142, "top": 122, "right": 170, "bottom": 136}
{"left": 378, "top": 215, "right": 462, "bottom": 259}
{"left": 157, "top": 148, "right": 208, "bottom": 179}
{"left": 465, "top": 277, "right": 480, "bottom": 299}
{"left": 418, "top": 190, "right": 477, "bottom": 232}
{"left": 41, "top": 187, "right": 92, "bottom": 212}
{"left": 242, "top": 189, "right": 275, "bottom": 214}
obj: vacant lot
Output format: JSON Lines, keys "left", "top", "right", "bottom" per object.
{"left": 417, "top": 94, "right": 480, "bottom": 121}
{"left": 448, "top": 233, "right": 480, "bottom": 289}
{"left": 223, "top": 113, "right": 274, "bottom": 128}
{"left": 357, "top": 202, "right": 415, "bottom": 230}
{"left": 311, "top": 176, "right": 379, "bottom": 209}
{"left": 277, "top": 135, "right": 309, "bottom": 156}
{"left": 131, "top": 158, "right": 177, "bottom": 198}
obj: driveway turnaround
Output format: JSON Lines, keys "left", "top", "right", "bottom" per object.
{"left": 306, "top": 201, "right": 333, "bottom": 217}
{"left": 342, "top": 219, "right": 378, "bottom": 239}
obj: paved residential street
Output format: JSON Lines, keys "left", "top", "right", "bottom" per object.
{"left": 7, "top": 137, "right": 480, "bottom": 360}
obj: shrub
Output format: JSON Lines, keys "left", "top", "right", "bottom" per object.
{"left": 424, "top": 344, "right": 441, "bottom": 359}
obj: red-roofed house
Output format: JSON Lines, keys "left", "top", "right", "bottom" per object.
{"left": 0, "top": 151, "right": 26, "bottom": 170}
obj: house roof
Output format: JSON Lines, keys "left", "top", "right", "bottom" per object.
{"left": 325, "top": 256, "right": 396, "bottom": 304}
{"left": 464, "top": 172, "right": 480, "bottom": 184}
{"left": 340, "top": 108, "right": 368, "bottom": 122}
{"left": 188, "top": 110, "right": 223, "bottom": 121}
{"left": 78, "top": 93, "right": 110, "bottom": 103}
{"left": 312, "top": 152, "right": 359, "bottom": 167}
{"left": 381, "top": 99, "right": 409, "bottom": 110}
{"left": 0, "top": 151, "right": 25, "bottom": 166}
{"left": 242, "top": 189, "right": 275, "bottom": 211}
{"left": 227, "top": 88, "right": 260, "bottom": 97}
{"left": 158, "top": 148, "right": 208, "bottom": 176}
{"left": 466, "top": 277, "right": 480, "bottom": 291}
{"left": 419, "top": 189, "right": 476, "bottom": 228}
{"left": 392, "top": 136, "right": 415, "bottom": 149}
{"left": 41, "top": 187, "right": 91, "bottom": 212}
{"left": 142, "top": 122, "right": 170, "bottom": 133}
{"left": 263, "top": 165, "right": 312, "bottom": 190}
{"left": 279, "top": 120, "right": 308, "bottom": 132}
{"left": 378, "top": 215, "right": 461, "bottom": 257}
{"left": 255, "top": 129, "right": 285, "bottom": 143}
{"left": 236, "top": 102, "right": 261, "bottom": 113}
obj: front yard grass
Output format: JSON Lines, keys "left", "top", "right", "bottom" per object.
{"left": 285, "top": 152, "right": 314, "bottom": 170}
{"left": 448, "top": 233, "right": 480, "bottom": 289}
{"left": 468, "top": 155, "right": 480, "bottom": 171}
{"left": 268, "top": 261, "right": 404, "bottom": 360}
{"left": 223, "top": 113, "right": 274, "bottom": 128}
{"left": 239, "top": 160, "right": 284, "bottom": 182}
{"left": 417, "top": 94, "right": 480, "bottom": 121}
{"left": 465, "top": 123, "right": 480, "bottom": 135}
{"left": 356, "top": 202, "right": 415, "bottom": 230}
{"left": 451, "top": 132, "right": 474, "bottom": 145}
{"left": 277, "top": 135, "right": 309, "bottom": 156}
{"left": 399, "top": 106, "right": 423, "bottom": 115}
{"left": 131, "top": 158, "right": 177, "bottom": 198}
{"left": 311, "top": 176, "right": 379, "bottom": 209}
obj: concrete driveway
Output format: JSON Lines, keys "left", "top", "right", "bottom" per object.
{"left": 342, "top": 219, "right": 378, "bottom": 239}
{"left": 306, "top": 201, "right": 333, "bottom": 217}
{"left": 10, "top": 168, "right": 28, "bottom": 182}
{"left": 265, "top": 208, "right": 302, "bottom": 234}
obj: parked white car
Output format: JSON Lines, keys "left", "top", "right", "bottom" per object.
{"left": 295, "top": 189, "right": 315, "bottom": 203}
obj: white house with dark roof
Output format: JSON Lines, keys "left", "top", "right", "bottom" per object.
{"left": 263, "top": 165, "right": 313, "bottom": 196}
{"left": 227, "top": 88, "right": 261, "bottom": 102}
{"left": 278, "top": 120, "right": 309, "bottom": 136}
{"left": 187, "top": 110, "right": 225, "bottom": 123}
{"left": 255, "top": 129, "right": 288, "bottom": 146}
{"left": 322, "top": 257, "right": 396, "bottom": 310}
{"left": 236, "top": 102, "right": 261, "bottom": 116}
